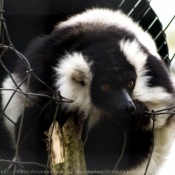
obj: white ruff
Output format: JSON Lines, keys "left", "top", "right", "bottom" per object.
{"left": 1, "top": 73, "right": 36, "bottom": 145}
{"left": 55, "top": 8, "right": 160, "bottom": 58}
{"left": 54, "top": 52, "right": 95, "bottom": 119}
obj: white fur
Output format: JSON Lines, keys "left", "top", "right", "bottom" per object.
{"left": 55, "top": 8, "right": 160, "bottom": 58}
{"left": 119, "top": 120, "right": 175, "bottom": 175}
{"left": 54, "top": 52, "right": 95, "bottom": 118}
{"left": 119, "top": 39, "right": 175, "bottom": 129}
{"left": 2, "top": 74, "right": 25, "bottom": 144}
{"left": 1, "top": 73, "right": 36, "bottom": 144}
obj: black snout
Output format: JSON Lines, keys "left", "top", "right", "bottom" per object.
{"left": 119, "top": 89, "right": 136, "bottom": 116}
{"left": 123, "top": 101, "right": 136, "bottom": 115}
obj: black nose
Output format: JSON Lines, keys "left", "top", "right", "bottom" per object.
{"left": 124, "top": 101, "right": 136, "bottom": 115}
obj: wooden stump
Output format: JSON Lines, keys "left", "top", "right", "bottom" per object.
{"left": 45, "top": 117, "right": 87, "bottom": 175}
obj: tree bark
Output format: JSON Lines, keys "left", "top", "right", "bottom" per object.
{"left": 46, "top": 117, "right": 87, "bottom": 175}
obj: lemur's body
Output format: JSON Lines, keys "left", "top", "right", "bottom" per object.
{"left": 1, "top": 8, "right": 175, "bottom": 174}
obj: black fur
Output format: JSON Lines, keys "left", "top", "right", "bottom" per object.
{"left": 145, "top": 55, "right": 174, "bottom": 93}
{"left": 83, "top": 99, "right": 152, "bottom": 172}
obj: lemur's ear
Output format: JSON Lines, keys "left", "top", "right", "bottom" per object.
{"left": 54, "top": 52, "right": 92, "bottom": 89}
{"left": 53, "top": 52, "right": 93, "bottom": 119}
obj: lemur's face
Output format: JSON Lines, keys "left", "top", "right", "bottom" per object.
{"left": 90, "top": 68, "right": 137, "bottom": 117}
{"left": 81, "top": 40, "right": 136, "bottom": 118}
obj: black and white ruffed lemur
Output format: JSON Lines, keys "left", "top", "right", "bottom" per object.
{"left": 1, "top": 8, "right": 175, "bottom": 175}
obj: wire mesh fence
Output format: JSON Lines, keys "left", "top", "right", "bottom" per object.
{"left": 0, "top": 0, "right": 175, "bottom": 175}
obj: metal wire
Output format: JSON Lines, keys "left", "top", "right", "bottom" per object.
{"left": 113, "top": 131, "right": 127, "bottom": 171}
{"left": 144, "top": 112, "right": 157, "bottom": 175}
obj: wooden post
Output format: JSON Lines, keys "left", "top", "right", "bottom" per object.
{"left": 46, "top": 117, "right": 87, "bottom": 175}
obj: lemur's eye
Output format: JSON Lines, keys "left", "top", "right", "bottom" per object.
{"left": 127, "top": 81, "right": 134, "bottom": 88}
{"left": 101, "top": 84, "right": 111, "bottom": 91}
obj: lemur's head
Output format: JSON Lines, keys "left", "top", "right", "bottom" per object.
{"left": 53, "top": 8, "right": 175, "bottom": 128}
{"left": 84, "top": 42, "right": 136, "bottom": 117}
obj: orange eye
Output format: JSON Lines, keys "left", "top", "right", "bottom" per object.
{"left": 127, "top": 81, "right": 134, "bottom": 88}
{"left": 101, "top": 84, "right": 111, "bottom": 91}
